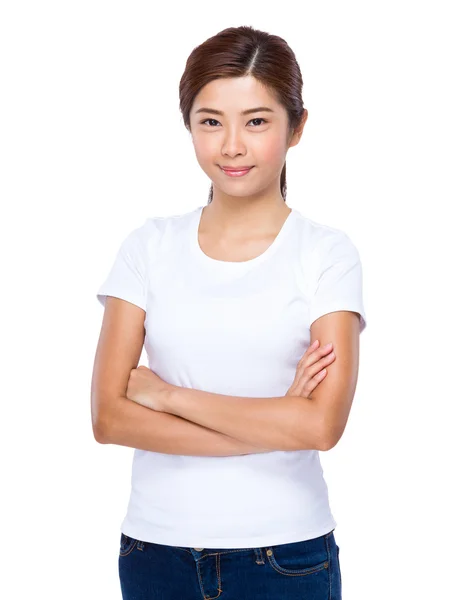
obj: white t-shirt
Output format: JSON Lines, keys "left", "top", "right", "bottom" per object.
{"left": 96, "top": 204, "right": 367, "bottom": 549}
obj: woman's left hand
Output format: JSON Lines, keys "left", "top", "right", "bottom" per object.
{"left": 126, "top": 365, "right": 174, "bottom": 412}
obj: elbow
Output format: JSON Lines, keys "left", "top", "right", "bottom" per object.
{"left": 319, "top": 425, "right": 342, "bottom": 451}
{"left": 318, "top": 436, "right": 336, "bottom": 452}
{"left": 93, "top": 429, "right": 106, "bottom": 444}
{"left": 92, "top": 415, "right": 112, "bottom": 444}
{"left": 314, "top": 411, "right": 338, "bottom": 451}
{"left": 93, "top": 423, "right": 107, "bottom": 444}
{"left": 92, "top": 395, "right": 117, "bottom": 443}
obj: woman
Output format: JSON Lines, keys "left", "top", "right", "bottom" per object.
{"left": 92, "top": 25, "right": 367, "bottom": 599}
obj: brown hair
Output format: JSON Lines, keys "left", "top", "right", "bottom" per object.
{"left": 179, "top": 25, "right": 306, "bottom": 204}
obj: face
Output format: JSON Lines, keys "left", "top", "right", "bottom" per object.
{"left": 189, "top": 75, "right": 307, "bottom": 203}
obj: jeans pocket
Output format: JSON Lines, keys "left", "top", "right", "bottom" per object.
{"left": 119, "top": 533, "right": 138, "bottom": 557}
{"left": 265, "top": 539, "right": 329, "bottom": 577}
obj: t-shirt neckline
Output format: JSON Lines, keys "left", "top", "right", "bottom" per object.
{"left": 190, "top": 205, "right": 296, "bottom": 268}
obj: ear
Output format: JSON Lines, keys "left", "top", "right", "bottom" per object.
{"left": 288, "top": 108, "right": 308, "bottom": 148}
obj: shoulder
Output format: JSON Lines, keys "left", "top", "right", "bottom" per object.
{"left": 121, "top": 207, "right": 196, "bottom": 259}
{"left": 293, "top": 209, "right": 357, "bottom": 250}
{"left": 291, "top": 210, "right": 361, "bottom": 267}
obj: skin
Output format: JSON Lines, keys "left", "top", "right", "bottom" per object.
{"left": 188, "top": 75, "right": 309, "bottom": 250}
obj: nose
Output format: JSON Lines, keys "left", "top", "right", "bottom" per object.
{"left": 221, "top": 127, "right": 247, "bottom": 158}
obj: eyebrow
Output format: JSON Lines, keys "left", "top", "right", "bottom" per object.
{"left": 194, "top": 106, "right": 275, "bottom": 116}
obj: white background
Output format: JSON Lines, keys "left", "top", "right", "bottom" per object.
{"left": 1, "top": 1, "right": 449, "bottom": 598}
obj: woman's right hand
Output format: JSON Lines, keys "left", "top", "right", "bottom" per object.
{"left": 285, "top": 340, "right": 336, "bottom": 399}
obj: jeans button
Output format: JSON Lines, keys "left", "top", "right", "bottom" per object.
{"left": 194, "top": 547, "right": 204, "bottom": 551}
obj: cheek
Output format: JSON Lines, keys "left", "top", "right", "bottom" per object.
{"left": 192, "top": 135, "right": 215, "bottom": 164}
{"left": 256, "top": 133, "right": 287, "bottom": 165}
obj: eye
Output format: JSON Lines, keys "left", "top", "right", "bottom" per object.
{"left": 199, "top": 118, "right": 268, "bottom": 127}
{"left": 248, "top": 118, "right": 267, "bottom": 127}
{"left": 200, "top": 118, "right": 220, "bottom": 127}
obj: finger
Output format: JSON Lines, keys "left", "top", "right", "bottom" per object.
{"left": 291, "top": 343, "right": 333, "bottom": 394}
{"left": 307, "top": 339, "right": 320, "bottom": 353}
{"left": 298, "top": 342, "right": 331, "bottom": 370}
{"left": 294, "top": 346, "right": 334, "bottom": 387}
{"left": 305, "top": 352, "right": 335, "bottom": 379}
{"left": 302, "top": 343, "right": 334, "bottom": 370}
{"left": 313, "top": 368, "right": 327, "bottom": 383}
{"left": 289, "top": 366, "right": 325, "bottom": 397}
{"left": 305, "top": 368, "right": 328, "bottom": 396}
{"left": 290, "top": 361, "right": 305, "bottom": 389}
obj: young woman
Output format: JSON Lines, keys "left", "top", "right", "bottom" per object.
{"left": 92, "top": 25, "right": 367, "bottom": 600}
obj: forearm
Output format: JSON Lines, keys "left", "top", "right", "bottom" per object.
{"left": 97, "top": 396, "right": 274, "bottom": 456}
{"left": 165, "top": 387, "right": 325, "bottom": 451}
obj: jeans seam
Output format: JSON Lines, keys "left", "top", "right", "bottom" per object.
{"left": 325, "top": 533, "right": 332, "bottom": 600}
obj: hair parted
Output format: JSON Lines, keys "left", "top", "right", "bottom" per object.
{"left": 179, "top": 25, "right": 306, "bottom": 204}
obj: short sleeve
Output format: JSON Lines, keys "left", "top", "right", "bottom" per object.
{"left": 309, "top": 231, "right": 367, "bottom": 333}
{"left": 96, "top": 226, "right": 147, "bottom": 311}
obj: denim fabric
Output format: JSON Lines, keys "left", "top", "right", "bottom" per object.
{"left": 119, "top": 529, "right": 341, "bottom": 599}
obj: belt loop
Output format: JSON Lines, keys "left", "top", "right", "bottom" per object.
{"left": 254, "top": 547, "right": 265, "bottom": 565}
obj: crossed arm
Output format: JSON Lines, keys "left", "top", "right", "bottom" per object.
{"left": 100, "top": 311, "right": 360, "bottom": 454}
{"left": 164, "top": 387, "right": 325, "bottom": 452}
{"left": 162, "top": 310, "right": 361, "bottom": 452}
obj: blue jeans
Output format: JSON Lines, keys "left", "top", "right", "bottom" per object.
{"left": 119, "top": 529, "right": 342, "bottom": 599}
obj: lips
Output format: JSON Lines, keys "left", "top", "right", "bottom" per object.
{"left": 220, "top": 166, "right": 254, "bottom": 177}
{"left": 221, "top": 166, "right": 253, "bottom": 172}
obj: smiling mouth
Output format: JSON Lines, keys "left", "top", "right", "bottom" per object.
{"left": 220, "top": 166, "right": 254, "bottom": 177}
